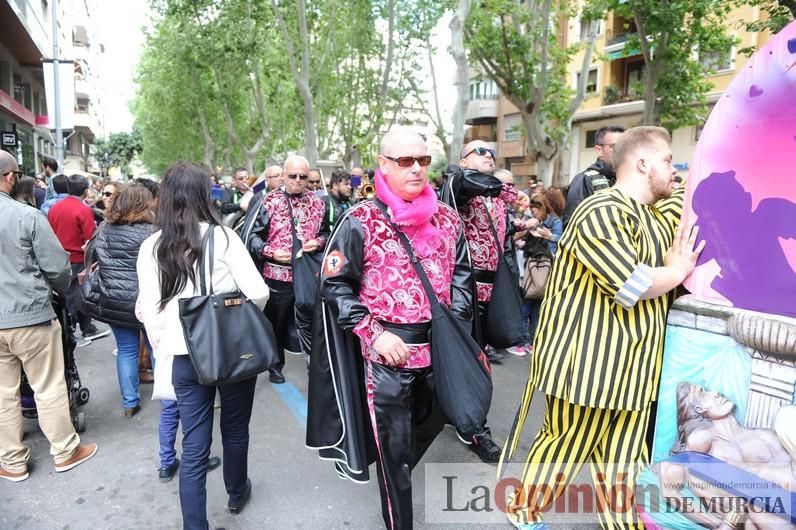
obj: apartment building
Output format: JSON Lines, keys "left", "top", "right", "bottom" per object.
{"left": 464, "top": 4, "right": 770, "bottom": 187}
{"left": 0, "top": 0, "right": 102, "bottom": 175}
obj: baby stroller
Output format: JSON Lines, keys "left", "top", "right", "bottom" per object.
{"left": 20, "top": 295, "right": 90, "bottom": 432}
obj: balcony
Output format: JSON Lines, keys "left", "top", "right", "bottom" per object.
{"left": 75, "top": 78, "right": 91, "bottom": 98}
{"left": 465, "top": 98, "right": 499, "bottom": 124}
{"left": 464, "top": 123, "right": 497, "bottom": 143}
{"left": 73, "top": 110, "right": 98, "bottom": 141}
{"left": 602, "top": 84, "right": 644, "bottom": 106}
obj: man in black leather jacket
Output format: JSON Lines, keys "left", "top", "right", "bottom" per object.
{"left": 562, "top": 125, "right": 624, "bottom": 227}
{"left": 320, "top": 170, "right": 352, "bottom": 234}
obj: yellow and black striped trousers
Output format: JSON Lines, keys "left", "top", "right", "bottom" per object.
{"left": 504, "top": 394, "right": 651, "bottom": 529}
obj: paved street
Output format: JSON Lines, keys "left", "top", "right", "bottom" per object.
{"left": 2, "top": 332, "right": 598, "bottom": 529}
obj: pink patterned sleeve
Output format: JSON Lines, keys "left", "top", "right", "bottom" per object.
{"left": 352, "top": 313, "right": 384, "bottom": 351}
{"left": 499, "top": 183, "right": 519, "bottom": 204}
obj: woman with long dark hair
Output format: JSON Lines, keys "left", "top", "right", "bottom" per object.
{"left": 12, "top": 175, "right": 37, "bottom": 207}
{"left": 136, "top": 163, "right": 269, "bottom": 530}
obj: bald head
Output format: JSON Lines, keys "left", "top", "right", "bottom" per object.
{"left": 459, "top": 140, "right": 496, "bottom": 174}
{"left": 0, "top": 150, "right": 18, "bottom": 175}
{"left": 494, "top": 168, "right": 513, "bottom": 185}
{"left": 380, "top": 129, "right": 426, "bottom": 157}
{"left": 0, "top": 150, "right": 20, "bottom": 195}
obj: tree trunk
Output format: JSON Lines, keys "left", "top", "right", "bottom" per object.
{"left": 641, "top": 64, "right": 660, "bottom": 125}
{"left": 449, "top": 0, "right": 472, "bottom": 164}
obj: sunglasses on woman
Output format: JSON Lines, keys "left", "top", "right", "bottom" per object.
{"left": 383, "top": 155, "right": 432, "bottom": 168}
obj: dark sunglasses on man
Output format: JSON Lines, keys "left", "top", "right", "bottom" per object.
{"left": 383, "top": 155, "right": 432, "bottom": 168}
{"left": 287, "top": 173, "right": 309, "bottom": 180}
{"left": 463, "top": 146, "right": 496, "bottom": 160}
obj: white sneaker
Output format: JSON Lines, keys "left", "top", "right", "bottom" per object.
{"left": 505, "top": 345, "right": 528, "bottom": 357}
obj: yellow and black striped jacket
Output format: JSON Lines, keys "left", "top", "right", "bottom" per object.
{"left": 529, "top": 187, "right": 683, "bottom": 411}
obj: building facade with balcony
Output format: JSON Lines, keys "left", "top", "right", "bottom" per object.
{"left": 562, "top": 3, "right": 769, "bottom": 184}
{"left": 0, "top": 0, "right": 56, "bottom": 175}
{"left": 0, "top": 0, "right": 102, "bottom": 176}
{"left": 465, "top": 4, "right": 769, "bottom": 188}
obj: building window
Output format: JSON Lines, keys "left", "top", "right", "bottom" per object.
{"left": 576, "top": 68, "right": 599, "bottom": 94}
{"left": 13, "top": 75, "right": 24, "bottom": 104}
{"left": 469, "top": 79, "right": 498, "bottom": 100}
{"left": 0, "top": 61, "right": 10, "bottom": 93}
{"left": 700, "top": 48, "right": 734, "bottom": 73}
{"left": 585, "top": 129, "right": 597, "bottom": 148}
{"left": 695, "top": 123, "right": 705, "bottom": 142}
{"left": 76, "top": 98, "right": 89, "bottom": 113}
{"left": 503, "top": 114, "right": 522, "bottom": 142}
{"left": 579, "top": 19, "right": 602, "bottom": 41}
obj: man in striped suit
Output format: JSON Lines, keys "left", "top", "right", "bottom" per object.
{"left": 499, "top": 126, "right": 705, "bottom": 529}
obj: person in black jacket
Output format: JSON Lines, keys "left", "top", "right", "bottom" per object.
{"left": 320, "top": 170, "right": 352, "bottom": 234}
{"left": 561, "top": 125, "right": 625, "bottom": 228}
{"left": 218, "top": 167, "right": 250, "bottom": 215}
{"left": 562, "top": 125, "right": 625, "bottom": 227}
{"left": 85, "top": 184, "right": 155, "bottom": 417}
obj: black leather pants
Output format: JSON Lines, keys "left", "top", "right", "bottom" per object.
{"left": 263, "top": 278, "right": 299, "bottom": 368}
{"left": 370, "top": 362, "right": 445, "bottom": 530}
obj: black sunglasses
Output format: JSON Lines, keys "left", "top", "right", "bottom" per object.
{"left": 463, "top": 146, "right": 496, "bottom": 160}
{"left": 384, "top": 155, "right": 432, "bottom": 168}
{"left": 287, "top": 173, "right": 308, "bottom": 180}
{"left": 102, "top": 191, "right": 114, "bottom": 197}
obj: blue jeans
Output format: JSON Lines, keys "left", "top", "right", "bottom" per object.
{"left": 159, "top": 399, "right": 180, "bottom": 468}
{"left": 111, "top": 325, "right": 144, "bottom": 409}
{"left": 172, "top": 355, "right": 256, "bottom": 530}
{"left": 527, "top": 298, "right": 542, "bottom": 344}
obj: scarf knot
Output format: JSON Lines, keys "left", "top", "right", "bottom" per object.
{"left": 374, "top": 170, "right": 441, "bottom": 258}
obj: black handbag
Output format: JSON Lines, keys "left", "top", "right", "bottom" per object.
{"left": 284, "top": 192, "right": 322, "bottom": 315}
{"left": 375, "top": 201, "right": 493, "bottom": 435}
{"left": 178, "top": 226, "right": 280, "bottom": 386}
{"left": 484, "top": 203, "right": 525, "bottom": 349}
{"left": 77, "top": 226, "right": 104, "bottom": 319}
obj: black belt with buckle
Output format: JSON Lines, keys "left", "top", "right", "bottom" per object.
{"left": 473, "top": 268, "right": 495, "bottom": 284}
{"left": 378, "top": 321, "right": 431, "bottom": 345}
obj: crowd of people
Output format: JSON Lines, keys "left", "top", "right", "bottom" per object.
{"left": 0, "top": 122, "right": 705, "bottom": 530}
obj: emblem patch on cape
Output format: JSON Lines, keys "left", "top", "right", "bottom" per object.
{"left": 323, "top": 250, "right": 345, "bottom": 276}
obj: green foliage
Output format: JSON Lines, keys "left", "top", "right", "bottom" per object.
{"left": 93, "top": 131, "right": 143, "bottom": 176}
{"left": 737, "top": 0, "right": 795, "bottom": 53}
{"left": 133, "top": 0, "right": 444, "bottom": 172}
{"left": 613, "top": 0, "right": 737, "bottom": 128}
{"left": 465, "top": 0, "right": 598, "bottom": 164}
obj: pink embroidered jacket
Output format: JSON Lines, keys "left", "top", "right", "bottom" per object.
{"left": 254, "top": 189, "right": 326, "bottom": 283}
{"left": 320, "top": 201, "right": 474, "bottom": 369}
{"left": 460, "top": 186, "right": 518, "bottom": 302}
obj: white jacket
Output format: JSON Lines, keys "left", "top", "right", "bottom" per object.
{"left": 136, "top": 223, "right": 269, "bottom": 357}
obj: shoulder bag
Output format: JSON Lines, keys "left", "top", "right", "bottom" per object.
{"left": 77, "top": 225, "right": 104, "bottom": 319}
{"left": 484, "top": 202, "right": 525, "bottom": 348}
{"left": 178, "top": 226, "right": 280, "bottom": 386}
{"left": 375, "top": 201, "right": 493, "bottom": 436}
{"left": 522, "top": 253, "right": 552, "bottom": 300}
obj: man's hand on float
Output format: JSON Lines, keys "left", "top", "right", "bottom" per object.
{"left": 302, "top": 239, "right": 320, "bottom": 253}
{"left": 272, "top": 249, "right": 292, "bottom": 263}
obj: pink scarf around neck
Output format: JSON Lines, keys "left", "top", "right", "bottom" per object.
{"left": 374, "top": 169, "right": 441, "bottom": 258}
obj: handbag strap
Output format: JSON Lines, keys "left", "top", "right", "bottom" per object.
{"left": 482, "top": 197, "right": 505, "bottom": 260}
{"left": 373, "top": 199, "right": 441, "bottom": 309}
{"left": 282, "top": 191, "right": 302, "bottom": 259}
{"left": 198, "top": 225, "right": 215, "bottom": 296}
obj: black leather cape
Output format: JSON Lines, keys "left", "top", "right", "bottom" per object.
{"left": 306, "top": 200, "right": 475, "bottom": 483}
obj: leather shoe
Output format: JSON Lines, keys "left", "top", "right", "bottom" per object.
{"left": 0, "top": 466, "right": 29, "bottom": 482}
{"left": 207, "top": 456, "right": 221, "bottom": 472}
{"left": 158, "top": 458, "right": 180, "bottom": 482}
{"left": 55, "top": 443, "right": 98, "bottom": 472}
{"left": 269, "top": 369, "right": 285, "bottom": 384}
{"left": 124, "top": 405, "right": 141, "bottom": 418}
{"left": 486, "top": 347, "right": 504, "bottom": 364}
{"left": 228, "top": 478, "right": 252, "bottom": 514}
